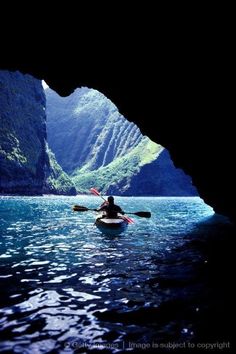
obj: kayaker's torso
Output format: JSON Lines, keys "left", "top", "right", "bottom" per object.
{"left": 99, "top": 204, "right": 123, "bottom": 218}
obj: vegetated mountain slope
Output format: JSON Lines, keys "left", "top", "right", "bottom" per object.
{"left": 46, "top": 87, "right": 197, "bottom": 196}
{"left": 46, "top": 87, "right": 142, "bottom": 173}
{"left": 43, "top": 145, "right": 76, "bottom": 195}
{"left": 0, "top": 70, "right": 76, "bottom": 195}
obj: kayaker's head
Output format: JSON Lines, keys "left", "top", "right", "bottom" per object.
{"left": 108, "top": 196, "right": 114, "bottom": 205}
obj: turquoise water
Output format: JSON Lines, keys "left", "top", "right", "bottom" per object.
{"left": 0, "top": 196, "right": 233, "bottom": 352}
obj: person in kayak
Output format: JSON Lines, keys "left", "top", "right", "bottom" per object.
{"left": 97, "top": 196, "right": 124, "bottom": 218}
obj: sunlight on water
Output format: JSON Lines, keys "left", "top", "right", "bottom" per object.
{"left": 0, "top": 196, "right": 227, "bottom": 352}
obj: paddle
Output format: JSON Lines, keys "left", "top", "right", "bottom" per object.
{"left": 90, "top": 188, "right": 106, "bottom": 201}
{"left": 73, "top": 205, "right": 151, "bottom": 218}
{"left": 125, "top": 211, "right": 151, "bottom": 218}
{"left": 73, "top": 205, "right": 97, "bottom": 212}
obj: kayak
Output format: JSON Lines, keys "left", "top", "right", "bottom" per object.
{"left": 95, "top": 213, "right": 128, "bottom": 234}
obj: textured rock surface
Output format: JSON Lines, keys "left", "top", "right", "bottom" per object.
{"left": 43, "top": 145, "right": 77, "bottom": 195}
{"left": 0, "top": 70, "right": 47, "bottom": 194}
{"left": 108, "top": 149, "right": 198, "bottom": 196}
{"left": 46, "top": 87, "right": 143, "bottom": 173}
{"left": 46, "top": 87, "right": 197, "bottom": 196}
{"left": 0, "top": 70, "right": 76, "bottom": 195}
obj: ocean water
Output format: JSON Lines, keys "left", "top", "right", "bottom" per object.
{"left": 0, "top": 196, "right": 234, "bottom": 353}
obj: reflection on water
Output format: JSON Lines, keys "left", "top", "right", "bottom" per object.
{"left": 0, "top": 196, "right": 234, "bottom": 352}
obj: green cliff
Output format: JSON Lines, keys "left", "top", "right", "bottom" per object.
{"left": 0, "top": 70, "right": 76, "bottom": 195}
{"left": 46, "top": 87, "right": 197, "bottom": 196}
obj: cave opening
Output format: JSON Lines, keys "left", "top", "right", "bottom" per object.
{"left": 42, "top": 80, "right": 199, "bottom": 199}
{"left": 0, "top": 69, "right": 234, "bottom": 351}
{"left": 1, "top": 61, "right": 235, "bottom": 222}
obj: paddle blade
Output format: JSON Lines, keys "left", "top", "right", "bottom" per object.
{"left": 123, "top": 215, "right": 134, "bottom": 224}
{"left": 73, "top": 205, "right": 89, "bottom": 212}
{"left": 134, "top": 211, "right": 151, "bottom": 218}
{"left": 90, "top": 188, "right": 100, "bottom": 196}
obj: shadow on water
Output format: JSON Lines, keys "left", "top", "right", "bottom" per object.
{"left": 94, "top": 214, "right": 235, "bottom": 352}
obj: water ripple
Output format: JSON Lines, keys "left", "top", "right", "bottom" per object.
{"left": 1, "top": 196, "right": 232, "bottom": 352}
